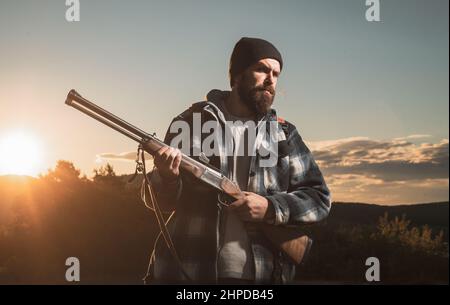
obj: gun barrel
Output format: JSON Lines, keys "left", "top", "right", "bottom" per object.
{"left": 65, "top": 89, "right": 158, "bottom": 144}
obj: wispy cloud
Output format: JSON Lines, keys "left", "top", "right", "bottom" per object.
{"left": 96, "top": 151, "right": 153, "bottom": 163}
{"left": 306, "top": 137, "right": 370, "bottom": 152}
{"left": 96, "top": 152, "right": 137, "bottom": 162}
{"left": 392, "top": 134, "right": 432, "bottom": 141}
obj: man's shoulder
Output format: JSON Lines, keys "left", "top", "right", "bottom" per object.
{"left": 276, "top": 116, "right": 298, "bottom": 138}
{"left": 175, "top": 101, "right": 209, "bottom": 120}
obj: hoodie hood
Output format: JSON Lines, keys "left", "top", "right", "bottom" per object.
{"left": 203, "top": 89, "right": 230, "bottom": 125}
{"left": 206, "top": 89, "right": 230, "bottom": 107}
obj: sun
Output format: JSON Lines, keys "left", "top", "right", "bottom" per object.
{"left": 0, "top": 131, "right": 43, "bottom": 176}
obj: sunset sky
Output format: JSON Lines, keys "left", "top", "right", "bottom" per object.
{"left": 0, "top": 0, "right": 448, "bottom": 204}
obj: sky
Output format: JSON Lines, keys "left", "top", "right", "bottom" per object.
{"left": 0, "top": 0, "right": 448, "bottom": 204}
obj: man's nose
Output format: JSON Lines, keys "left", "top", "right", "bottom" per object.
{"left": 264, "top": 73, "right": 275, "bottom": 86}
{"left": 264, "top": 73, "right": 275, "bottom": 87}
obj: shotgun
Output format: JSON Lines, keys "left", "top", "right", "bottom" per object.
{"left": 65, "top": 89, "right": 311, "bottom": 265}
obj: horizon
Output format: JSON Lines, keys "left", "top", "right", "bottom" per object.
{"left": 1, "top": 171, "right": 449, "bottom": 207}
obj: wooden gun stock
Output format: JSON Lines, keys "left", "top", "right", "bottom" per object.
{"left": 224, "top": 188, "right": 312, "bottom": 265}
{"left": 261, "top": 225, "right": 311, "bottom": 265}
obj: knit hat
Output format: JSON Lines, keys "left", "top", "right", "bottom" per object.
{"left": 229, "top": 37, "right": 283, "bottom": 87}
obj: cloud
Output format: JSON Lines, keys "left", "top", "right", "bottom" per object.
{"left": 96, "top": 152, "right": 137, "bottom": 161}
{"left": 306, "top": 137, "right": 370, "bottom": 152}
{"left": 310, "top": 137, "right": 448, "bottom": 182}
{"left": 308, "top": 136, "right": 449, "bottom": 204}
{"left": 96, "top": 151, "right": 153, "bottom": 162}
{"left": 327, "top": 175, "right": 448, "bottom": 204}
{"left": 392, "top": 134, "right": 432, "bottom": 141}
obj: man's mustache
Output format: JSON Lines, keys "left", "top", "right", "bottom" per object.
{"left": 254, "top": 86, "right": 275, "bottom": 95}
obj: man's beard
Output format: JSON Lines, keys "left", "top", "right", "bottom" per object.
{"left": 237, "top": 79, "right": 275, "bottom": 116}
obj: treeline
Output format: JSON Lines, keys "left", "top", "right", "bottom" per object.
{"left": 0, "top": 160, "right": 448, "bottom": 284}
{"left": 298, "top": 213, "right": 448, "bottom": 284}
{"left": 0, "top": 160, "right": 156, "bottom": 284}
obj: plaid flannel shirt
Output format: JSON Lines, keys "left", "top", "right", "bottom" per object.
{"left": 144, "top": 90, "right": 331, "bottom": 284}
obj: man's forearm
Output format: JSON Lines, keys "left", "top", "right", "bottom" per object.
{"left": 266, "top": 187, "right": 331, "bottom": 226}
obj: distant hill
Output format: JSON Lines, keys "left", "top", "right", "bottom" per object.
{"left": 328, "top": 201, "right": 449, "bottom": 238}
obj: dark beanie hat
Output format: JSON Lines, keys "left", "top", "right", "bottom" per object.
{"left": 229, "top": 37, "right": 283, "bottom": 87}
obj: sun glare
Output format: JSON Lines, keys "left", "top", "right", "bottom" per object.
{"left": 0, "top": 131, "right": 43, "bottom": 176}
